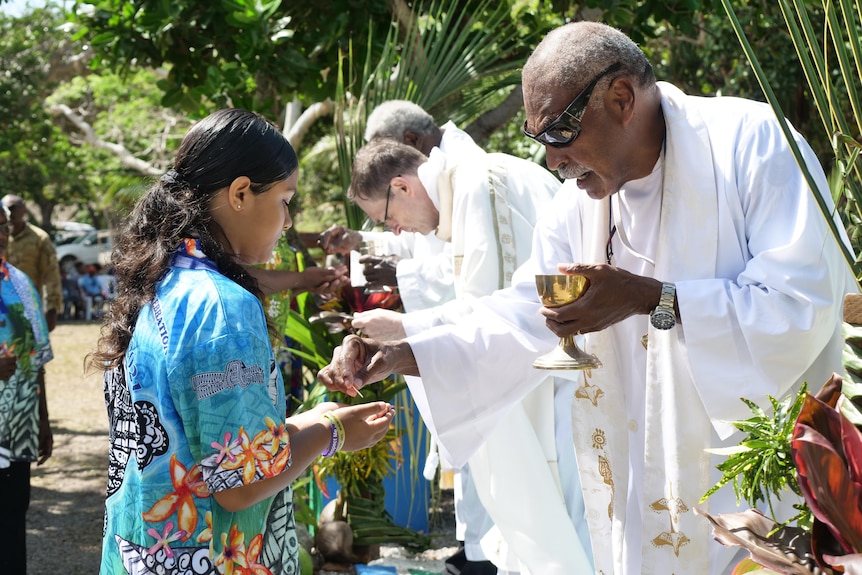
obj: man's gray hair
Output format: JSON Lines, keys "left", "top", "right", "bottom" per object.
{"left": 364, "top": 100, "right": 438, "bottom": 142}
{"left": 523, "top": 22, "right": 655, "bottom": 95}
{"left": 348, "top": 138, "right": 426, "bottom": 201}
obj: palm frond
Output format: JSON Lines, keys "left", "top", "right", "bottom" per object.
{"left": 721, "top": 0, "right": 862, "bottom": 281}
{"left": 333, "top": 0, "right": 533, "bottom": 231}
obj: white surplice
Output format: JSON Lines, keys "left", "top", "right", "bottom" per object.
{"left": 405, "top": 82, "right": 858, "bottom": 575}
{"left": 400, "top": 148, "right": 594, "bottom": 574}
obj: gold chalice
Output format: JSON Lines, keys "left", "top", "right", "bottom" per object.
{"left": 533, "top": 274, "right": 602, "bottom": 370}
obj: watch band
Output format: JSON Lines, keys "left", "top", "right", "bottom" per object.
{"left": 658, "top": 282, "right": 675, "bottom": 310}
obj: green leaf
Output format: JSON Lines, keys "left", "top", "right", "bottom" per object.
{"left": 702, "top": 384, "right": 807, "bottom": 516}
{"left": 90, "top": 31, "right": 115, "bottom": 45}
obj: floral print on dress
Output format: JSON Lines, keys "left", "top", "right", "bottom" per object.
{"left": 101, "top": 256, "right": 297, "bottom": 575}
{"left": 200, "top": 424, "right": 291, "bottom": 492}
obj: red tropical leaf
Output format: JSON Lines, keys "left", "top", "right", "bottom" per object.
{"left": 792, "top": 395, "right": 862, "bottom": 555}
{"left": 841, "top": 415, "right": 862, "bottom": 486}
{"left": 338, "top": 286, "right": 402, "bottom": 315}
{"left": 814, "top": 373, "right": 844, "bottom": 408}
{"left": 795, "top": 394, "right": 844, "bottom": 454}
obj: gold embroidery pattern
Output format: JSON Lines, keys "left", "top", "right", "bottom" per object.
{"left": 575, "top": 368, "right": 603, "bottom": 406}
{"left": 575, "top": 380, "right": 604, "bottom": 407}
{"left": 591, "top": 429, "right": 606, "bottom": 450}
{"left": 649, "top": 484, "right": 691, "bottom": 557}
{"left": 592, "top": 428, "right": 614, "bottom": 520}
{"left": 598, "top": 454, "right": 614, "bottom": 519}
{"left": 651, "top": 527, "right": 690, "bottom": 557}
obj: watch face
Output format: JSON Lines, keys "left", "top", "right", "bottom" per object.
{"left": 651, "top": 310, "right": 675, "bottom": 330}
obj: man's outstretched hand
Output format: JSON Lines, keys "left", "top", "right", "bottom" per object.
{"left": 318, "top": 224, "right": 363, "bottom": 255}
{"left": 360, "top": 254, "right": 400, "bottom": 289}
{"left": 318, "top": 335, "right": 419, "bottom": 396}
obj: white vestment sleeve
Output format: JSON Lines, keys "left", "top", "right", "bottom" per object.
{"left": 405, "top": 194, "right": 575, "bottom": 467}
{"left": 395, "top": 248, "right": 455, "bottom": 312}
{"left": 672, "top": 103, "right": 858, "bottom": 438}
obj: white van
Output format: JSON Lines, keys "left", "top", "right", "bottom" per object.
{"left": 55, "top": 229, "right": 113, "bottom": 271}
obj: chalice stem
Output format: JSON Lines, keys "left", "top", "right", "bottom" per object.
{"left": 560, "top": 334, "right": 577, "bottom": 353}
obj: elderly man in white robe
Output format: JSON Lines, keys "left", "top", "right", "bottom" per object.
{"left": 345, "top": 137, "right": 593, "bottom": 574}
{"left": 319, "top": 21, "right": 859, "bottom": 575}
{"left": 319, "top": 101, "right": 496, "bottom": 573}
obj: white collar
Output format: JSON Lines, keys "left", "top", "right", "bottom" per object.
{"left": 417, "top": 147, "right": 448, "bottom": 211}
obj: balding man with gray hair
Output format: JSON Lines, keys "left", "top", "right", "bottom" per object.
{"left": 321, "top": 21, "right": 857, "bottom": 575}
{"left": 363, "top": 100, "right": 440, "bottom": 152}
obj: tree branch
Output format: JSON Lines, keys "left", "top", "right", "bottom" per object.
{"left": 49, "top": 104, "right": 162, "bottom": 177}
{"left": 285, "top": 99, "right": 334, "bottom": 150}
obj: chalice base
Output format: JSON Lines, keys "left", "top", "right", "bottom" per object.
{"left": 533, "top": 341, "right": 603, "bottom": 370}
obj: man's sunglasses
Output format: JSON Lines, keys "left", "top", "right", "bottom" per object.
{"left": 523, "top": 62, "right": 622, "bottom": 148}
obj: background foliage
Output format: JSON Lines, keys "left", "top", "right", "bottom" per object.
{"left": 0, "top": 0, "right": 838, "bottom": 236}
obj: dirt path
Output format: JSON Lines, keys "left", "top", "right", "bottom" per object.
{"left": 29, "top": 321, "right": 106, "bottom": 575}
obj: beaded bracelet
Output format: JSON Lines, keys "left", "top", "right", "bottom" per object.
{"left": 321, "top": 411, "right": 346, "bottom": 456}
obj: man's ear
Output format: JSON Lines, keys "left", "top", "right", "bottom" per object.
{"left": 605, "top": 77, "right": 636, "bottom": 125}
{"left": 389, "top": 175, "right": 414, "bottom": 197}
{"left": 402, "top": 131, "right": 420, "bottom": 149}
{"left": 227, "top": 176, "right": 252, "bottom": 211}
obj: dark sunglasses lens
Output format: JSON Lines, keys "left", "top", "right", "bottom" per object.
{"left": 524, "top": 120, "right": 580, "bottom": 147}
{"left": 538, "top": 124, "right": 579, "bottom": 147}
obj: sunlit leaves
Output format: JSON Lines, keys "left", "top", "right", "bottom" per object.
{"left": 701, "top": 384, "right": 810, "bottom": 526}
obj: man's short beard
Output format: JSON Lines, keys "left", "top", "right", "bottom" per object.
{"left": 557, "top": 166, "right": 581, "bottom": 180}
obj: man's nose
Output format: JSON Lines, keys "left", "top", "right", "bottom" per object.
{"left": 544, "top": 145, "right": 567, "bottom": 172}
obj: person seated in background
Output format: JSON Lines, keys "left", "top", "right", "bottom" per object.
{"left": 78, "top": 264, "right": 107, "bottom": 321}
{"left": 61, "top": 260, "right": 85, "bottom": 320}
{"left": 96, "top": 267, "right": 117, "bottom": 301}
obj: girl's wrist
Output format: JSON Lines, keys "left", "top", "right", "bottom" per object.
{"left": 320, "top": 411, "right": 345, "bottom": 457}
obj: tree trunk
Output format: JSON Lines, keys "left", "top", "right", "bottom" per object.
{"left": 465, "top": 85, "right": 524, "bottom": 145}
{"left": 38, "top": 201, "right": 55, "bottom": 232}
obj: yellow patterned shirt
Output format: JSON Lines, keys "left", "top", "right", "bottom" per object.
{"left": 6, "top": 222, "right": 63, "bottom": 312}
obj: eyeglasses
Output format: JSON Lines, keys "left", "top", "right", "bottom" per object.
{"left": 523, "top": 62, "right": 622, "bottom": 148}
{"left": 382, "top": 186, "right": 392, "bottom": 225}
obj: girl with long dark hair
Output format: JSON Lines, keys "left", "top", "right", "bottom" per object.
{"left": 92, "top": 108, "right": 394, "bottom": 575}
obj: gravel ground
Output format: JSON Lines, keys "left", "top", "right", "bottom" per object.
{"left": 27, "top": 322, "right": 457, "bottom": 575}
